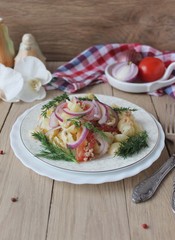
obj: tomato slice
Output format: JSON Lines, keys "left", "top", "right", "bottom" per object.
{"left": 138, "top": 57, "right": 165, "bottom": 82}
{"left": 76, "top": 132, "right": 96, "bottom": 162}
{"left": 99, "top": 124, "right": 119, "bottom": 133}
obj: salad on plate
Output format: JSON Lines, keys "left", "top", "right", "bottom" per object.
{"left": 32, "top": 93, "right": 148, "bottom": 163}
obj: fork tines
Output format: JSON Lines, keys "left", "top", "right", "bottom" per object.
{"left": 165, "top": 103, "right": 175, "bottom": 135}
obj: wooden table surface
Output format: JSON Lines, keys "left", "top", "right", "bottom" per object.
{"left": 0, "top": 61, "right": 175, "bottom": 240}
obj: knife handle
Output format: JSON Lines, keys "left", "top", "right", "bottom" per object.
{"left": 132, "top": 154, "right": 175, "bottom": 203}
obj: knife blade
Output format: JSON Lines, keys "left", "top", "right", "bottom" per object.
{"left": 132, "top": 154, "right": 175, "bottom": 203}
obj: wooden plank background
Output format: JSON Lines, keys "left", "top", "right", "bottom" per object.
{"left": 1, "top": 0, "right": 175, "bottom": 62}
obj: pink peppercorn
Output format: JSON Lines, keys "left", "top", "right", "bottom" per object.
{"left": 141, "top": 223, "right": 149, "bottom": 229}
{"left": 11, "top": 197, "right": 18, "bottom": 202}
{"left": 0, "top": 150, "right": 4, "bottom": 155}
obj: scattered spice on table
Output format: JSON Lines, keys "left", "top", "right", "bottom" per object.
{"left": 141, "top": 223, "right": 149, "bottom": 229}
{"left": 11, "top": 197, "right": 18, "bottom": 202}
{"left": 0, "top": 150, "right": 4, "bottom": 155}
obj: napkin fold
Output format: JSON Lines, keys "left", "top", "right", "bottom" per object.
{"left": 45, "top": 43, "right": 175, "bottom": 98}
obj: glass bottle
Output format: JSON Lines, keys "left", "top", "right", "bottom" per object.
{"left": 0, "top": 17, "right": 15, "bottom": 67}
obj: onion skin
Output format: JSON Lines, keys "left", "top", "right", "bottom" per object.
{"left": 112, "top": 62, "right": 138, "bottom": 83}
{"left": 116, "top": 49, "right": 142, "bottom": 64}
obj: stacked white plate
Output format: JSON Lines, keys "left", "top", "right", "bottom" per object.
{"left": 10, "top": 95, "right": 165, "bottom": 184}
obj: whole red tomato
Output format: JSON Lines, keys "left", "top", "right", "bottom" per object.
{"left": 138, "top": 57, "right": 165, "bottom": 82}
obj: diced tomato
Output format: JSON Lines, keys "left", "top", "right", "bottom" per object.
{"left": 99, "top": 124, "right": 119, "bottom": 133}
{"left": 76, "top": 132, "right": 96, "bottom": 162}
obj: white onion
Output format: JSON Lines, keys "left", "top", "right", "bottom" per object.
{"left": 112, "top": 62, "right": 138, "bottom": 82}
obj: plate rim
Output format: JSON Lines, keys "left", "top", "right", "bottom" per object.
{"left": 10, "top": 112, "right": 165, "bottom": 184}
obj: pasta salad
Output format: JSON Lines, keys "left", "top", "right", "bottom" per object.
{"left": 32, "top": 93, "right": 148, "bottom": 162}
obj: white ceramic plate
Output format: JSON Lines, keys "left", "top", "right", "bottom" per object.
{"left": 10, "top": 94, "right": 165, "bottom": 184}
{"left": 20, "top": 94, "right": 158, "bottom": 172}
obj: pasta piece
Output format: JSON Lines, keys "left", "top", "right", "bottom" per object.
{"left": 67, "top": 99, "right": 83, "bottom": 112}
{"left": 114, "top": 133, "right": 128, "bottom": 142}
{"left": 108, "top": 142, "right": 121, "bottom": 155}
{"left": 104, "top": 132, "right": 114, "bottom": 144}
{"left": 118, "top": 118, "right": 136, "bottom": 137}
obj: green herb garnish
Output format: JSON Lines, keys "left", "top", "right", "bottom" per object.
{"left": 32, "top": 131, "right": 76, "bottom": 162}
{"left": 41, "top": 93, "right": 70, "bottom": 117}
{"left": 67, "top": 116, "right": 83, "bottom": 127}
{"left": 77, "top": 95, "right": 98, "bottom": 101}
{"left": 113, "top": 107, "right": 137, "bottom": 113}
{"left": 83, "top": 122, "right": 108, "bottom": 140}
{"left": 67, "top": 118, "right": 108, "bottom": 140}
{"left": 115, "top": 131, "right": 148, "bottom": 158}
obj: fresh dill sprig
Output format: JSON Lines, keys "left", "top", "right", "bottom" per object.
{"left": 77, "top": 95, "right": 98, "bottom": 101}
{"left": 77, "top": 97, "right": 93, "bottom": 101}
{"left": 32, "top": 131, "right": 76, "bottom": 162}
{"left": 115, "top": 131, "right": 148, "bottom": 158}
{"left": 83, "top": 122, "right": 108, "bottom": 140}
{"left": 112, "top": 107, "right": 137, "bottom": 114}
{"left": 67, "top": 118, "right": 108, "bottom": 140}
{"left": 67, "top": 116, "right": 84, "bottom": 127}
{"left": 41, "top": 93, "right": 70, "bottom": 117}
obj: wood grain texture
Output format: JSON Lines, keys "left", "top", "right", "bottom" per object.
{"left": 1, "top": 0, "right": 175, "bottom": 61}
{"left": 0, "top": 61, "right": 175, "bottom": 240}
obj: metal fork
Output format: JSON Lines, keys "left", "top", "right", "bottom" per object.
{"left": 165, "top": 103, "right": 175, "bottom": 140}
{"left": 165, "top": 103, "right": 175, "bottom": 213}
{"left": 132, "top": 103, "right": 175, "bottom": 205}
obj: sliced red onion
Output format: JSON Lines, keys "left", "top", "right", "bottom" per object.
{"left": 105, "top": 105, "right": 119, "bottom": 127}
{"left": 97, "top": 101, "right": 108, "bottom": 125}
{"left": 94, "top": 134, "right": 109, "bottom": 156}
{"left": 45, "top": 126, "right": 61, "bottom": 136}
{"left": 83, "top": 100, "right": 101, "bottom": 121}
{"left": 67, "top": 126, "right": 89, "bottom": 149}
{"left": 63, "top": 101, "right": 94, "bottom": 116}
{"left": 83, "top": 107, "right": 95, "bottom": 121}
{"left": 49, "top": 112, "right": 60, "bottom": 128}
{"left": 112, "top": 62, "right": 138, "bottom": 82}
{"left": 92, "top": 100, "right": 102, "bottom": 120}
{"left": 55, "top": 102, "right": 67, "bottom": 122}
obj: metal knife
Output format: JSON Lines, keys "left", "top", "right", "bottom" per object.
{"left": 132, "top": 154, "right": 175, "bottom": 203}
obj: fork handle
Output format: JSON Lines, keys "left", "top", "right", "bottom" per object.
{"left": 172, "top": 181, "right": 175, "bottom": 213}
{"left": 132, "top": 154, "right": 175, "bottom": 203}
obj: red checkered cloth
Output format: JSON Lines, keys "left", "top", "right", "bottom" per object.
{"left": 45, "top": 43, "right": 175, "bottom": 98}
